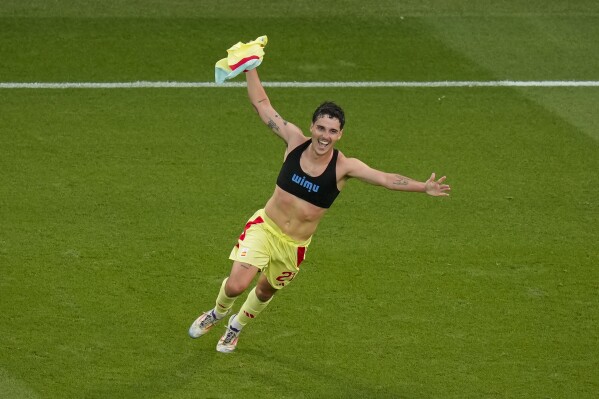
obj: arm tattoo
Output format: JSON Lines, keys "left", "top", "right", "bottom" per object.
{"left": 267, "top": 119, "right": 280, "bottom": 132}
{"left": 275, "top": 114, "right": 288, "bottom": 126}
{"left": 393, "top": 175, "right": 411, "bottom": 186}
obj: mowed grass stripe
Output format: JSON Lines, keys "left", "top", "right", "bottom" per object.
{"left": 1, "top": 80, "right": 599, "bottom": 89}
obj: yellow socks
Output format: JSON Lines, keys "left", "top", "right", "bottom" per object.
{"left": 234, "top": 287, "right": 272, "bottom": 329}
{"left": 214, "top": 278, "right": 237, "bottom": 319}
{"left": 212, "top": 278, "right": 273, "bottom": 328}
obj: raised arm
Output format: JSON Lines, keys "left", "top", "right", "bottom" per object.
{"left": 246, "top": 69, "right": 305, "bottom": 146}
{"left": 342, "top": 157, "right": 450, "bottom": 196}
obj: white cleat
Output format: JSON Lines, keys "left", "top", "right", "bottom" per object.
{"left": 188, "top": 309, "right": 227, "bottom": 338}
{"left": 216, "top": 314, "right": 241, "bottom": 353}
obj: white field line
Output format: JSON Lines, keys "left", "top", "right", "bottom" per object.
{"left": 1, "top": 81, "right": 599, "bottom": 89}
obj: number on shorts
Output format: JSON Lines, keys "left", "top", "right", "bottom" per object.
{"left": 275, "top": 271, "right": 297, "bottom": 283}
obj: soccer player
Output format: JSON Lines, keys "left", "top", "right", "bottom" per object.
{"left": 189, "top": 68, "right": 451, "bottom": 353}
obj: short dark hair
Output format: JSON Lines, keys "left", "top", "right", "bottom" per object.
{"left": 312, "top": 101, "right": 345, "bottom": 129}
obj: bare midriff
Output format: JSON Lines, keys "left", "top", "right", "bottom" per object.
{"left": 264, "top": 186, "right": 327, "bottom": 241}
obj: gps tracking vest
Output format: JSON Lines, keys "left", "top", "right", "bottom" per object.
{"left": 276, "top": 140, "right": 340, "bottom": 208}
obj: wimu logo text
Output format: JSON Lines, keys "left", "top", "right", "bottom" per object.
{"left": 291, "top": 174, "right": 320, "bottom": 193}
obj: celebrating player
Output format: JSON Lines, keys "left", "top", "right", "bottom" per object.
{"left": 189, "top": 64, "right": 450, "bottom": 353}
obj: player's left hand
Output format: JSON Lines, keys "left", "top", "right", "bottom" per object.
{"left": 425, "top": 173, "right": 451, "bottom": 196}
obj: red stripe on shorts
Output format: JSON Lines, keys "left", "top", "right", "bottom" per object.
{"left": 297, "top": 246, "right": 306, "bottom": 267}
{"left": 235, "top": 216, "right": 264, "bottom": 248}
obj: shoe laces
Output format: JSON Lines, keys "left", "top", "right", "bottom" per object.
{"left": 199, "top": 311, "right": 217, "bottom": 329}
{"left": 222, "top": 326, "right": 240, "bottom": 344}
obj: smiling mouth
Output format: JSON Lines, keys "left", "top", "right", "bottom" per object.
{"left": 317, "top": 139, "right": 329, "bottom": 147}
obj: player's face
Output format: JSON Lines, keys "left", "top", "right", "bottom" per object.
{"left": 309, "top": 116, "right": 343, "bottom": 155}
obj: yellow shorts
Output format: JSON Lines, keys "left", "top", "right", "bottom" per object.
{"left": 229, "top": 209, "right": 311, "bottom": 290}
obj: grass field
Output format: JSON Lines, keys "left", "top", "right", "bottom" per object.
{"left": 1, "top": 1, "right": 598, "bottom": 398}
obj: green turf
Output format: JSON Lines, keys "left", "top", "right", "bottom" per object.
{"left": 1, "top": 1, "right": 598, "bottom": 398}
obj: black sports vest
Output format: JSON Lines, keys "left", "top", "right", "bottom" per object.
{"left": 276, "top": 140, "right": 340, "bottom": 209}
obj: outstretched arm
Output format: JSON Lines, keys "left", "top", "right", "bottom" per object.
{"left": 246, "top": 69, "right": 305, "bottom": 146}
{"left": 343, "top": 157, "right": 450, "bottom": 196}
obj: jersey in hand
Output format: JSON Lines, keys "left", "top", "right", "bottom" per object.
{"left": 276, "top": 140, "right": 340, "bottom": 209}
